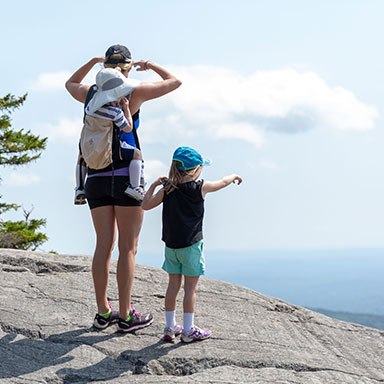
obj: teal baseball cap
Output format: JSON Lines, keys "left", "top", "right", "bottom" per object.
{"left": 172, "top": 146, "right": 212, "bottom": 171}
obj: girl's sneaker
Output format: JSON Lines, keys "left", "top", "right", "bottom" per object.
{"left": 117, "top": 305, "right": 153, "bottom": 333}
{"left": 180, "top": 326, "right": 212, "bottom": 343}
{"left": 124, "top": 185, "right": 146, "bottom": 201}
{"left": 93, "top": 301, "right": 119, "bottom": 329}
{"left": 163, "top": 324, "right": 183, "bottom": 341}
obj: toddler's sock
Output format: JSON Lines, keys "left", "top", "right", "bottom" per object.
{"left": 140, "top": 161, "right": 145, "bottom": 186}
{"left": 129, "top": 160, "right": 142, "bottom": 188}
{"left": 75, "top": 164, "right": 87, "bottom": 190}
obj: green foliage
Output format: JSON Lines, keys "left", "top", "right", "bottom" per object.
{"left": 0, "top": 94, "right": 48, "bottom": 250}
{"left": 0, "top": 94, "right": 47, "bottom": 166}
{"left": 0, "top": 195, "right": 19, "bottom": 215}
{"left": 0, "top": 207, "right": 48, "bottom": 251}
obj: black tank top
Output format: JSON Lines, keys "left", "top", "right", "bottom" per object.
{"left": 162, "top": 180, "right": 204, "bottom": 249}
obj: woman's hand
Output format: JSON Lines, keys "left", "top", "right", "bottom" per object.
{"left": 65, "top": 56, "right": 105, "bottom": 103}
{"left": 133, "top": 60, "right": 151, "bottom": 72}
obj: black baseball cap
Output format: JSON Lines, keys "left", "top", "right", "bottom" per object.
{"left": 105, "top": 44, "right": 132, "bottom": 64}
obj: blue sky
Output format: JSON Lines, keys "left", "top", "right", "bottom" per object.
{"left": 1, "top": 0, "right": 384, "bottom": 256}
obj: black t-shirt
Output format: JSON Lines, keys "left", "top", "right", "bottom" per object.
{"left": 162, "top": 180, "right": 204, "bottom": 249}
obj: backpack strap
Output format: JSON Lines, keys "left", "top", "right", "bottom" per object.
{"left": 131, "top": 110, "right": 141, "bottom": 151}
{"left": 79, "top": 85, "right": 98, "bottom": 157}
{"left": 84, "top": 85, "right": 98, "bottom": 114}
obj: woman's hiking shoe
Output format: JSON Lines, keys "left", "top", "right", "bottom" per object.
{"left": 117, "top": 306, "right": 153, "bottom": 333}
{"left": 163, "top": 324, "right": 183, "bottom": 342}
{"left": 180, "top": 326, "right": 212, "bottom": 343}
{"left": 74, "top": 188, "right": 87, "bottom": 205}
{"left": 93, "top": 302, "right": 119, "bottom": 329}
{"left": 124, "top": 185, "right": 146, "bottom": 201}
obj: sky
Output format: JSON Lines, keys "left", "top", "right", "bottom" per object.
{"left": 1, "top": 0, "right": 384, "bottom": 257}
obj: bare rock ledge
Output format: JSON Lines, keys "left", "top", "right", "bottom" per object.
{"left": 0, "top": 249, "right": 384, "bottom": 383}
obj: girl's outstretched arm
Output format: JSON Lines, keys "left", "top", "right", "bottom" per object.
{"left": 201, "top": 174, "right": 242, "bottom": 199}
{"left": 142, "top": 177, "right": 168, "bottom": 210}
{"left": 65, "top": 56, "right": 104, "bottom": 103}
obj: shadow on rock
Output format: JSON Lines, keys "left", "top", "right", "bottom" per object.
{"left": 57, "top": 338, "right": 186, "bottom": 382}
{"left": 0, "top": 327, "right": 116, "bottom": 380}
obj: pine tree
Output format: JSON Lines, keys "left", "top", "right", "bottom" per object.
{"left": 0, "top": 94, "right": 48, "bottom": 250}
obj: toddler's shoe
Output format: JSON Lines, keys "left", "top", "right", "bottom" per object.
{"left": 93, "top": 300, "right": 119, "bottom": 329}
{"left": 74, "top": 188, "right": 87, "bottom": 205}
{"left": 163, "top": 324, "right": 183, "bottom": 342}
{"left": 180, "top": 326, "right": 212, "bottom": 343}
{"left": 124, "top": 185, "right": 146, "bottom": 201}
{"left": 117, "top": 305, "right": 153, "bottom": 333}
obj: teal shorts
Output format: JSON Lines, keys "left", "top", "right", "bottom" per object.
{"left": 162, "top": 240, "right": 205, "bottom": 276}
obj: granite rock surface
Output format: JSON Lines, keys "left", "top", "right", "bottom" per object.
{"left": 0, "top": 249, "right": 384, "bottom": 383}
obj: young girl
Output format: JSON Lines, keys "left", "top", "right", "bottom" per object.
{"left": 75, "top": 67, "right": 145, "bottom": 204}
{"left": 142, "top": 146, "right": 242, "bottom": 343}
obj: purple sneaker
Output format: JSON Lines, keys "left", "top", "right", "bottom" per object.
{"left": 163, "top": 324, "right": 183, "bottom": 341}
{"left": 180, "top": 326, "right": 212, "bottom": 343}
{"left": 117, "top": 305, "right": 153, "bottom": 333}
{"left": 93, "top": 300, "right": 119, "bottom": 329}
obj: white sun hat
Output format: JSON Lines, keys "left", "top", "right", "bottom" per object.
{"left": 87, "top": 68, "right": 140, "bottom": 113}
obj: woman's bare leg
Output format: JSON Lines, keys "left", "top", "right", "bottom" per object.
{"left": 90, "top": 206, "right": 116, "bottom": 314}
{"left": 114, "top": 206, "right": 144, "bottom": 319}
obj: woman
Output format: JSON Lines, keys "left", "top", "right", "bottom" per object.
{"left": 65, "top": 44, "right": 182, "bottom": 332}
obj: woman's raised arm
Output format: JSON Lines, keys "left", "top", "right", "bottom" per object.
{"left": 65, "top": 56, "right": 104, "bottom": 103}
{"left": 129, "top": 61, "right": 182, "bottom": 113}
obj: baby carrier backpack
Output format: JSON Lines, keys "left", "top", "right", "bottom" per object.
{"left": 79, "top": 85, "right": 140, "bottom": 170}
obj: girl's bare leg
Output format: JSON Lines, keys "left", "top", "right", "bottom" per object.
{"left": 165, "top": 274, "right": 182, "bottom": 311}
{"left": 183, "top": 276, "right": 200, "bottom": 313}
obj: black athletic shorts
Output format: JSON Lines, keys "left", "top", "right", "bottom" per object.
{"left": 85, "top": 176, "right": 141, "bottom": 209}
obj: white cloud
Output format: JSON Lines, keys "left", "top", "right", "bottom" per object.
{"left": 140, "top": 65, "right": 379, "bottom": 147}
{"left": 4, "top": 172, "right": 41, "bottom": 186}
{"left": 144, "top": 159, "right": 168, "bottom": 184}
{"left": 31, "top": 69, "right": 99, "bottom": 91}
{"left": 33, "top": 65, "right": 379, "bottom": 149}
{"left": 39, "top": 117, "right": 83, "bottom": 145}
{"left": 215, "top": 122, "right": 264, "bottom": 147}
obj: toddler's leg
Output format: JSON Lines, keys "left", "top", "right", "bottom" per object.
{"left": 75, "top": 154, "right": 87, "bottom": 190}
{"left": 74, "top": 154, "right": 87, "bottom": 205}
{"left": 129, "top": 149, "right": 143, "bottom": 188}
{"left": 125, "top": 149, "right": 145, "bottom": 201}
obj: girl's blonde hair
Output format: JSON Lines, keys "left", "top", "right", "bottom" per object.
{"left": 104, "top": 54, "right": 133, "bottom": 72}
{"left": 164, "top": 161, "right": 202, "bottom": 195}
